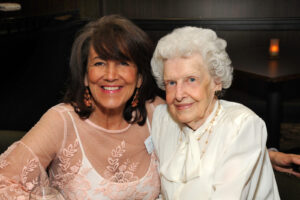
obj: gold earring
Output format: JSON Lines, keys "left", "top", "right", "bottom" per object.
{"left": 131, "top": 88, "right": 139, "bottom": 108}
{"left": 214, "top": 90, "right": 222, "bottom": 98}
{"left": 84, "top": 87, "right": 92, "bottom": 108}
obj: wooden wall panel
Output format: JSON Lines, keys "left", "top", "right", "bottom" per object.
{"left": 132, "top": 18, "right": 300, "bottom": 50}
{"left": 79, "top": 0, "right": 101, "bottom": 19}
{"left": 101, "top": 0, "right": 300, "bottom": 19}
{"left": 100, "top": 0, "right": 300, "bottom": 54}
{"left": 0, "top": 0, "right": 79, "bottom": 17}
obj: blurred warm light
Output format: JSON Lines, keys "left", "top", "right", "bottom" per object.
{"left": 270, "top": 45, "right": 279, "bottom": 52}
{"left": 269, "top": 38, "right": 279, "bottom": 57}
{"left": 268, "top": 60, "right": 278, "bottom": 76}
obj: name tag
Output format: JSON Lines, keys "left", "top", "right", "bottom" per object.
{"left": 144, "top": 135, "right": 154, "bottom": 154}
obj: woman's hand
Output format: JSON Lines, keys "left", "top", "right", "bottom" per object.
{"left": 268, "top": 150, "right": 300, "bottom": 178}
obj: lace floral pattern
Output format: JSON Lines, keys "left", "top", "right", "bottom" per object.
{"left": 50, "top": 139, "right": 160, "bottom": 199}
{"left": 51, "top": 139, "right": 81, "bottom": 189}
{"left": 1, "top": 141, "right": 160, "bottom": 200}
{"left": 61, "top": 167, "right": 92, "bottom": 200}
{"left": 103, "top": 140, "right": 139, "bottom": 183}
{"left": 95, "top": 153, "right": 160, "bottom": 200}
{"left": 21, "top": 158, "right": 39, "bottom": 191}
{"left": 0, "top": 142, "right": 43, "bottom": 200}
{"left": 0, "top": 142, "right": 17, "bottom": 169}
{"left": 47, "top": 133, "right": 160, "bottom": 199}
{"left": 0, "top": 155, "right": 9, "bottom": 169}
{"left": 0, "top": 103, "right": 161, "bottom": 199}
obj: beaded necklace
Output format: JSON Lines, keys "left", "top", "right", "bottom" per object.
{"left": 180, "top": 100, "right": 221, "bottom": 158}
{"left": 198, "top": 101, "right": 221, "bottom": 158}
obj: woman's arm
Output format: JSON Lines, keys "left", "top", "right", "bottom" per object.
{"left": 0, "top": 142, "right": 49, "bottom": 199}
{"left": 269, "top": 150, "right": 300, "bottom": 178}
{"left": 0, "top": 107, "right": 65, "bottom": 199}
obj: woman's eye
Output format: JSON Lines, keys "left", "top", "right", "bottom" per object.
{"left": 94, "top": 61, "right": 105, "bottom": 66}
{"left": 167, "top": 81, "right": 176, "bottom": 86}
{"left": 120, "top": 61, "right": 129, "bottom": 66}
{"left": 189, "top": 77, "right": 196, "bottom": 82}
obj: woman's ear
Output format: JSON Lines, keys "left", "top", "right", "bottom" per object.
{"left": 214, "top": 78, "right": 222, "bottom": 92}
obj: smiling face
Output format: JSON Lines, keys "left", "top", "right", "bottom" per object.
{"left": 164, "top": 53, "right": 221, "bottom": 130}
{"left": 86, "top": 46, "right": 141, "bottom": 114}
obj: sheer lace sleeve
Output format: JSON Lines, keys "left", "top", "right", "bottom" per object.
{"left": 0, "top": 106, "right": 65, "bottom": 199}
{"left": 0, "top": 142, "right": 49, "bottom": 199}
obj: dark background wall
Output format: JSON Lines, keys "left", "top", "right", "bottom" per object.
{"left": 3, "top": 0, "right": 299, "bottom": 51}
{"left": 2, "top": 0, "right": 300, "bottom": 19}
{"left": 0, "top": 0, "right": 100, "bottom": 18}
{"left": 1, "top": 0, "right": 299, "bottom": 131}
{"left": 101, "top": 0, "right": 300, "bottom": 18}
{"left": 100, "top": 0, "right": 300, "bottom": 50}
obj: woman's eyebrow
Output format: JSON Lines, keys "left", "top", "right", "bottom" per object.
{"left": 164, "top": 74, "right": 191, "bottom": 81}
{"left": 90, "top": 56, "right": 102, "bottom": 60}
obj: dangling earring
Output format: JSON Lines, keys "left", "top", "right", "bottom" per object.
{"left": 214, "top": 90, "right": 222, "bottom": 98}
{"left": 131, "top": 88, "right": 139, "bottom": 108}
{"left": 84, "top": 87, "right": 92, "bottom": 108}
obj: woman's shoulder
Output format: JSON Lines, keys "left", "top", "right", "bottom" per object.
{"left": 218, "top": 100, "right": 267, "bottom": 147}
{"left": 35, "top": 103, "right": 76, "bottom": 126}
{"left": 152, "top": 104, "right": 177, "bottom": 128}
{"left": 220, "top": 100, "right": 260, "bottom": 120}
{"left": 20, "top": 104, "right": 75, "bottom": 159}
{"left": 146, "top": 96, "right": 166, "bottom": 122}
{"left": 219, "top": 99, "right": 266, "bottom": 131}
{"left": 153, "top": 103, "right": 168, "bottom": 115}
{"left": 146, "top": 96, "right": 165, "bottom": 110}
{"left": 50, "top": 103, "right": 75, "bottom": 113}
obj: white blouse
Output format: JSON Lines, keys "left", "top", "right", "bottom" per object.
{"left": 152, "top": 100, "right": 280, "bottom": 200}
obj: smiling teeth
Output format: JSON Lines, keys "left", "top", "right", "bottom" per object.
{"left": 103, "top": 86, "right": 120, "bottom": 90}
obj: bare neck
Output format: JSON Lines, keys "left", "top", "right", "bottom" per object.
{"left": 186, "top": 98, "right": 217, "bottom": 131}
{"left": 89, "top": 105, "right": 129, "bottom": 130}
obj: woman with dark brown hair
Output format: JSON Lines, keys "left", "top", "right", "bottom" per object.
{"left": 0, "top": 15, "right": 163, "bottom": 199}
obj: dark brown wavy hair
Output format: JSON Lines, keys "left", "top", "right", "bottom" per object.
{"left": 63, "top": 15, "right": 162, "bottom": 125}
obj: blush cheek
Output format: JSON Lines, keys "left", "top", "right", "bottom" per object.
{"left": 166, "top": 94, "right": 174, "bottom": 106}
{"left": 88, "top": 68, "right": 101, "bottom": 83}
{"left": 168, "top": 105, "right": 177, "bottom": 119}
{"left": 165, "top": 88, "right": 175, "bottom": 105}
{"left": 120, "top": 67, "right": 138, "bottom": 83}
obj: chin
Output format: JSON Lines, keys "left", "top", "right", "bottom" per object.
{"left": 97, "top": 101, "right": 124, "bottom": 110}
{"left": 174, "top": 114, "right": 193, "bottom": 124}
{"left": 106, "top": 104, "right": 124, "bottom": 110}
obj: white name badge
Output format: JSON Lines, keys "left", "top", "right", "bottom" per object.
{"left": 144, "top": 135, "right": 154, "bottom": 154}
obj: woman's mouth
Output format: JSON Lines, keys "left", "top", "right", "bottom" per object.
{"left": 101, "top": 86, "right": 122, "bottom": 93}
{"left": 175, "top": 103, "right": 193, "bottom": 110}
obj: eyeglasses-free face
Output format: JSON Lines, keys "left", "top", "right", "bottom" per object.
{"left": 163, "top": 53, "right": 221, "bottom": 130}
{"left": 86, "top": 46, "right": 142, "bottom": 114}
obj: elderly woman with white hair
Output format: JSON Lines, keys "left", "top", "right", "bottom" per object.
{"left": 151, "top": 27, "right": 280, "bottom": 199}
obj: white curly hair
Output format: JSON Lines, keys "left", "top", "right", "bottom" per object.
{"left": 151, "top": 26, "right": 233, "bottom": 90}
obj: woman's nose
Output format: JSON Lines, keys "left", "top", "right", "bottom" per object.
{"left": 175, "top": 83, "right": 185, "bottom": 101}
{"left": 105, "top": 62, "right": 118, "bottom": 81}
